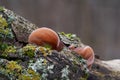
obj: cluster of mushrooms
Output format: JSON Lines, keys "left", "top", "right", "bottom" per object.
{"left": 28, "top": 27, "right": 94, "bottom": 69}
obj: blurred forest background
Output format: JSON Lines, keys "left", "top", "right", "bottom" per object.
{"left": 0, "top": 0, "right": 120, "bottom": 60}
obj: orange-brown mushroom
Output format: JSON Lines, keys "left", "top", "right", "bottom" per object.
{"left": 69, "top": 45, "right": 94, "bottom": 69}
{"left": 28, "top": 27, "right": 64, "bottom": 51}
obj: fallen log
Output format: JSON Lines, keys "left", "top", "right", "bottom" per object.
{"left": 0, "top": 7, "right": 120, "bottom": 80}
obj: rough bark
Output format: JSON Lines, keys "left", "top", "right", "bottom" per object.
{"left": 0, "top": 7, "right": 120, "bottom": 80}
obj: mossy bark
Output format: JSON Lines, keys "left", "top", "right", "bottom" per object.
{"left": 3, "top": 8, "right": 38, "bottom": 43}
{"left": 0, "top": 7, "right": 120, "bottom": 80}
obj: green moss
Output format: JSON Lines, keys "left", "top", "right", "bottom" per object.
{"left": 6, "top": 61, "right": 22, "bottom": 73}
{"left": 19, "top": 68, "right": 41, "bottom": 80}
{"left": 19, "top": 75, "right": 31, "bottom": 80}
{"left": 3, "top": 46, "right": 16, "bottom": 54}
{"left": 22, "top": 45, "right": 36, "bottom": 58}
{"left": 0, "top": 15, "right": 14, "bottom": 40}
{"left": 44, "top": 44, "right": 52, "bottom": 50}
{"left": 39, "top": 46, "right": 52, "bottom": 56}
{"left": 0, "top": 42, "right": 8, "bottom": 51}
{"left": 0, "top": 15, "right": 8, "bottom": 28}
{"left": 60, "top": 32, "right": 77, "bottom": 40}
{"left": 0, "top": 6, "right": 4, "bottom": 11}
{"left": 0, "top": 43, "right": 15, "bottom": 57}
{"left": 58, "top": 32, "right": 81, "bottom": 48}
{"left": 0, "top": 59, "right": 41, "bottom": 80}
{"left": 0, "top": 8, "right": 43, "bottom": 80}
{"left": 28, "top": 68, "right": 41, "bottom": 80}
{"left": 0, "top": 45, "right": 16, "bottom": 57}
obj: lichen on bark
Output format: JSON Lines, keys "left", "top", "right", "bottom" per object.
{"left": 0, "top": 7, "right": 89, "bottom": 80}
{"left": 0, "top": 6, "right": 120, "bottom": 80}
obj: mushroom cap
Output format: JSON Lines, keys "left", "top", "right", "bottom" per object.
{"left": 69, "top": 45, "right": 94, "bottom": 68}
{"left": 28, "top": 27, "right": 60, "bottom": 50}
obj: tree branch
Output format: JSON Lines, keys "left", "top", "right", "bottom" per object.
{"left": 0, "top": 7, "right": 120, "bottom": 80}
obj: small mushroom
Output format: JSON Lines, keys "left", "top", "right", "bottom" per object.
{"left": 69, "top": 45, "right": 94, "bottom": 69}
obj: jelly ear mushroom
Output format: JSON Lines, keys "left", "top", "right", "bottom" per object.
{"left": 69, "top": 45, "right": 94, "bottom": 69}
{"left": 28, "top": 27, "right": 64, "bottom": 51}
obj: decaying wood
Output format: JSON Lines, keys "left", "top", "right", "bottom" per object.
{"left": 0, "top": 8, "right": 120, "bottom": 80}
